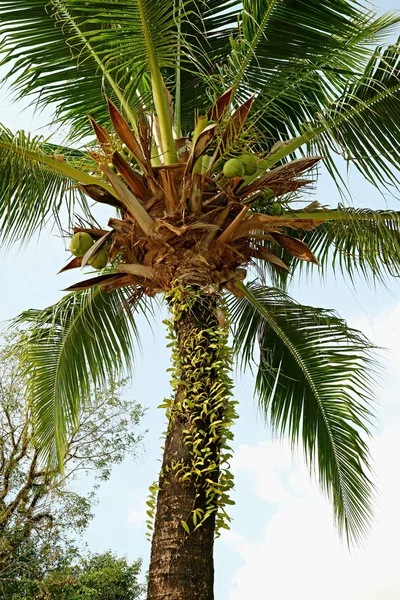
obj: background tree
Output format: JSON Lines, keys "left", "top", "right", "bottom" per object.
{"left": 1, "top": 1, "right": 400, "bottom": 599}
{"left": 2, "top": 547, "right": 145, "bottom": 600}
{"left": 0, "top": 335, "right": 145, "bottom": 596}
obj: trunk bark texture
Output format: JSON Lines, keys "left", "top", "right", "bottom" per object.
{"left": 147, "top": 291, "right": 230, "bottom": 600}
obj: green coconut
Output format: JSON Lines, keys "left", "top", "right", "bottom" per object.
{"left": 223, "top": 158, "right": 245, "bottom": 178}
{"left": 69, "top": 232, "right": 94, "bottom": 257}
{"left": 88, "top": 249, "right": 108, "bottom": 269}
{"left": 239, "top": 153, "right": 258, "bottom": 175}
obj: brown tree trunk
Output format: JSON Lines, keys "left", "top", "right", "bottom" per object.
{"left": 147, "top": 291, "right": 226, "bottom": 600}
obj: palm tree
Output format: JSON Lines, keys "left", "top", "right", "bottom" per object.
{"left": 1, "top": 1, "right": 400, "bottom": 598}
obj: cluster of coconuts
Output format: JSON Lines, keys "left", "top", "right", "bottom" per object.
{"left": 69, "top": 232, "right": 108, "bottom": 269}
{"left": 222, "top": 154, "right": 284, "bottom": 215}
{"left": 222, "top": 153, "right": 258, "bottom": 178}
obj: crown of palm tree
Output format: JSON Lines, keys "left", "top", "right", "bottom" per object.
{"left": 59, "top": 96, "right": 323, "bottom": 297}
{"left": 1, "top": 0, "right": 400, "bottom": 545}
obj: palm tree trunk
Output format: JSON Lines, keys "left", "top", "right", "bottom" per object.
{"left": 147, "top": 289, "right": 233, "bottom": 600}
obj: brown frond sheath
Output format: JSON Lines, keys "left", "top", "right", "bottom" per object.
{"left": 100, "top": 275, "right": 133, "bottom": 292}
{"left": 64, "top": 273, "right": 127, "bottom": 292}
{"left": 88, "top": 115, "right": 112, "bottom": 154}
{"left": 58, "top": 256, "right": 82, "bottom": 274}
{"left": 217, "top": 206, "right": 249, "bottom": 243}
{"left": 107, "top": 99, "right": 150, "bottom": 175}
{"left": 80, "top": 184, "right": 124, "bottom": 209}
{"left": 118, "top": 263, "right": 155, "bottom": 279}
{"left": 249, "top": 246, "right": 289, "bottom": 271}
{"left": 221, "top": 96, "right": 255, "bottom": 151}
{"left": 189, "top": 172, "right": 205, "bottom": 214}
{"left": 207, "top": 86, "right": 236, "bottom": 122}
{"left": 270, "top": 232, "right": 320, "bottom": 264}
{"left": 231, "top": 215, "right": 316, "bottom": 240}
{"left": 100, "top": 165, "right": 154, "bottom": 236}
{"left": 111, "top": 152, "right": 152, "bottom": 202}
{"left": 158, "top": 168, "right": 178, "bottom": 213}
{"left": 240, "top": 157, "right": 322, "bottom": 197}
{"left": 185, "top": 124, "right": 217, "bottom": 175}
{"left": 73, "top": 227, "right": 109, "bottom": 239}
{"left": 200, "top": 205, "right": 231, "bottom": 250}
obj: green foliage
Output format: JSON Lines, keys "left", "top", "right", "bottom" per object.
{"left": 66, "top": 552, "right": 144, "bottom": 600}
{"left": 160, "top": 285, "right": 237, "bottom": 538}
{"left": 1, "top": 0, "right": 399, "bottom": 551}
{"left": 145, "top": 482, "right": 159, "bottom": 540}
{"left": 293, "top": 208, "right": 400, "bottom": 285}
{"left": 0, "top": 334, "right": 145, "bottom": 597}
{"left": 229, "top": 281, "right": 377, "bottom": 544}
{"left": 308, "top": 40, "right": 400, "bottom": 189}
{"left": 0, "top": 537, "right": 80, "bottom": 600}
{"left": 250, "top": 207, "right": 400, "bottom": 288}
{"left": 235, "top": 3, "right": 400, "bottom": 185}
{"left": 3, "top": 549, "right": 144, "bottom": 600}
{"left": 0, "top": 125, "right": 92, "bottom": 248}
{"left": 11, "top": 288, "right": 145, "bottom": 466}
{"left": 0, "top": 0, "right": 181, "bottom": 140}
{"left": 2, "top": 1, "right": 400, "bottom": 188}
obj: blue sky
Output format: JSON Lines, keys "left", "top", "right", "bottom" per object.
{"left": 1, "top": 3, "right": 400, "bottom": 596}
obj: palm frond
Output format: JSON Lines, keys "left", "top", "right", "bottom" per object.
{"left": 255, "top": 39, "right": 400, "bottom": 191}
{"left": 239, "top": 7, "right": 400, "bottom": 148}
{"left": 229, "top": 281, "right": 377, "bottom": 545}
{"left": 310, "top": 40, "right": 400, "bottom": 189}
{"left": 178, "top": 0, "right": 240, "bottom": 132}
{"left": 232, "top": 0, "right": 366, "bottom": 86}
{"left": 291, "top": 207, "right": 400, "bottom": 285}
{"left": 11, "top": 286, "right": 147, "bottom": 466}
{"left": 0, "top": 125, "right": 95, "bottom": 248}
{"left": 250, "top": 207, "right": 400, "bottom": 287}
{"left": 0, "top": 0, "right": 181, "bottom": 139}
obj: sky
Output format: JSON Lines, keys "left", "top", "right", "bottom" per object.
{"left": 1, "top": 3, "right": 400, "bottom": 597}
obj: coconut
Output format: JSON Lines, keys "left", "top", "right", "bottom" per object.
{"left": 239, "top": 153, "right": 258, "bottom": 175}
{"left": 223, "top": 158, "right": 245, "bottom": 178}
{"left": 69, "top": 232, "right": 94, "bottom": 257}
{"left": 88, "top": 249, "right": 108, "bottom": 269}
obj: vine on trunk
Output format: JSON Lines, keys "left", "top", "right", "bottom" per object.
{"left": 152, "top": 284, "right": 237, "bottom": 541}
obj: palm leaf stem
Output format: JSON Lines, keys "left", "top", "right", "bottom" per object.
{"left": 137, "top": 0, "right": 177, "bottom": 164}
{"left": 289, "top": 210, "right": 400, "bottom": 222}
{"left": 174, "top": 0, "right": 182, "bottom": 138}
{"left": 0, "top": 139, "right": 116, "bottom": 196}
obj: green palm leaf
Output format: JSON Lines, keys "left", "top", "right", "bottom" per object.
{"left": 1, "top": 0, "right": 121, "bottom": 139}
{"left": 237, "top": 4, "right": 400, "bottom": 146}
{"left": 0, "top": 0, "right": 181, "bottom": 139}
{"left": 11, "top": 286, "right": 146, "bottom": 466}
{"left": 232, "top": 0, "right": 368, "bottom": 86}
{"left": 0, "top": 125, "right": 99, "bottom": 248}
{"left": 251, "top": 208, "right": 400, "bottom": 287}
{"left": 229, "top": 281, "right": 376, "bottom": 544}
{"left": 253, "top": 39, "right": 400, "bottom": 191}
{"left": 177, "top": 0, "right": 240, "bottom": 132}
{"left": 311, "top": 41, "right": 400, "bottom": 188}
{"left": 292, "top": 208, "right": 400, "bottom": 284}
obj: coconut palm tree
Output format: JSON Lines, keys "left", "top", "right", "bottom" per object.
{"left": 1, "top": 1, "right": 400, "bottom": 598}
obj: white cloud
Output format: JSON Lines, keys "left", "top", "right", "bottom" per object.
{"left": 226, "top": 302, "right": 400, "bottom": 600}
{"left": 227, "top": 429, "right": 400, "bottom": 600}
{"left": 127, "top": 496, "right": 147, "bottom": 528}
